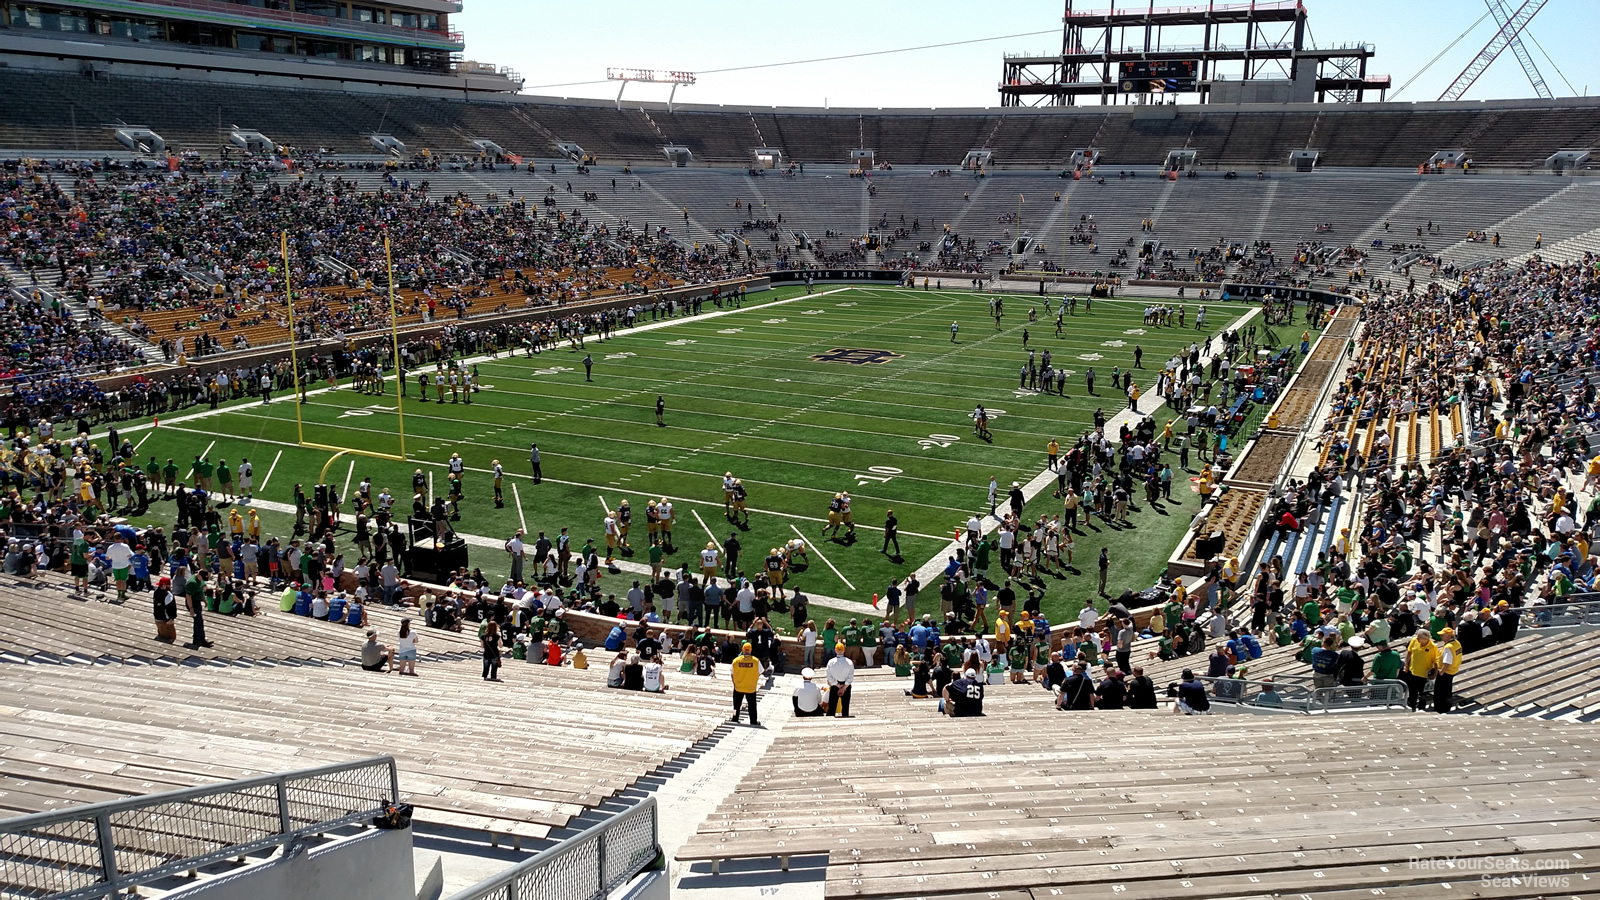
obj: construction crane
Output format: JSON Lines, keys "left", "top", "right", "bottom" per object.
{"left": 1438, "top": 0, "right": 1550, "bottom": 101}
{"left": 1484, "top": 0, "right": 1552, "bottom": 98}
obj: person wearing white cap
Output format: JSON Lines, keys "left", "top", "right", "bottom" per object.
{"left": 792, "top": 667, "right": 825, "bottom": 717}
{"left": 942, "top": 667, "right": 985, "bottom": 717}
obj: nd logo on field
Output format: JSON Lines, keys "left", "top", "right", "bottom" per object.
{"left": 810, "top": 347, "right": 904, "bottom": 366}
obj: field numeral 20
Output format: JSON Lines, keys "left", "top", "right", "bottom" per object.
{"left": 918, "top": 433, "right": 963, "bottom": 451}
{"left": 856, "top": 466, "right": 902, "bottom": 486}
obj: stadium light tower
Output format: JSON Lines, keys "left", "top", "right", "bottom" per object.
{"left": 607, "top": 68, "right": 697, "bottom": 112}
{"left": 1438, "top": 0, "right": 1550, "bottom": 101}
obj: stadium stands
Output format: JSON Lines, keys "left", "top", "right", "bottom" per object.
{"left": 0, "top": 573, "right": 737, "bottom": 845}
{"left": 676, "top": 686, "right": 1600, "bottom": 895}
{"left": 3, "top": 68, "right": 1599, "bottom": 170}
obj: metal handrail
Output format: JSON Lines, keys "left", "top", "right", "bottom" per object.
{"left": 1522, "top": 598, "right": 1600, "bottom": 628}
{"left": 443, "top": 799, "right": 659, "bottom": 900}
{"left": 0, "top": 755, "right": 398, "bottom": 900}
{"left": 1308, "top": 680, "right": 1409, "bottom": 712}
{"left": 1193, "top": 674, "right": 1407, "bottom": 713}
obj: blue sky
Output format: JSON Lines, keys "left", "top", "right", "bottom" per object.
{"left": 457, "top": 0, "right": 1598, "bottom": 108}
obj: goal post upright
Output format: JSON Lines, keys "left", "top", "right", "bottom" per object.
{"left": 280, "top": 229, "right": 407, "bottom": 477}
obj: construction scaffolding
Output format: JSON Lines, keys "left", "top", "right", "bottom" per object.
{"left": 1000, "top": 0, "right": 1390, "bottom": 106}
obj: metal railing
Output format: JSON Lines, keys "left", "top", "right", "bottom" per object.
{"left": 0, "top": 756, "right": 398, "bottom": 900}
{"left": 1522, "top": 597, "right": 1600, "bottom": 629}
{"left": 1194, "top": 674, "right": 1408, "bottom": 713}
{"left": 443, "top": 799, "right": 660, "bottom": 900}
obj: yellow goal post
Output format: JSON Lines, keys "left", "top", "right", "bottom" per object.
{"left": 280, "top": 230, "right": 408, "bottom": 484}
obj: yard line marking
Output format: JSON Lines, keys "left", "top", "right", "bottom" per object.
{"left": 513, "top": 483, "right": 528, "bottom": 533}
{"left": 258, "top": 450, "right": 283, "bottom": 494}
{"left": 427, "top": 470, "right": 434, "bottom": 507}
{"left": 133, "top": 431, "right": 154, "bottom": 453}
{"left": 342, "top": 460, "right": 355, "bottom": 502}
{"left": 597, "top": 495, "right": 609, "bottom": 513}
{"left": 692, "top": 509, "right": 718, "bottom": 544}
{"left": 795, "top": 523, "right": 855, "bottom": 593}
{"left": 201, "top": 439, "right": 216, "bottom": 459}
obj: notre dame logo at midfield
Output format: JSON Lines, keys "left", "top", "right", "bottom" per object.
{"left": 810, "top": 348, "right": 904, "bottom": 366}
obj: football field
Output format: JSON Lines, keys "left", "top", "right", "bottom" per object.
{"left": 117, "top": 285, "right": 1254, "bottom": 624}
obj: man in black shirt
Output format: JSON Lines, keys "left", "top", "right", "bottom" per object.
{"left": 882, "top": 509, "right": 900, "bottom": 558}
{"left": 635, "top": 629, "right": 662, "bottom": 660}
{"left": 1041, "top": 651, "right": 1067, "bottom": 691}
{"left": 722, "top": 533, "right": 741, "bottom": 580}
{"left": 1127, "top": 665, "right": 1159, "bottom": 708}
{"left": 153, "top": 577, "right": 178, "bottom": 642}
{"left": 1096, "top": 669, "right": 1128, "bottom": 709}
{"left": 1056, "top": 662, "right": 1096, "bottom": 710}
{"left": 1337, "top": 641, "right": 1365, "bottom": 687}
{"left": 1456, "top": 607, "right": 1490, "bottom": 654}
{"left": 942, "top": 668, "right": 985, "bottom": 717}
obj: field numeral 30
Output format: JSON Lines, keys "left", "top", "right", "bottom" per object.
{"left": 855, "top": 466, "right": 902, "bottom": 486}
{"left": 918, "top": 433, "right": 963, "bottom": 451}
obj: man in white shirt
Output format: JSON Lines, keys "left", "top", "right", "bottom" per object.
{"left": 1078, "top": 599, "right": 1100, "bottom": 632}
{"left": 104, "top": 534, "right": 135, "bottom": 603}
{"left": 825, "top": 643, "right": 855, "bottom": 717}
{"left": 505, "top": 531, "right": 525, "bottom": 583}
{"left": 792, "top": 668, "right": 825, "bottom": 717}
{"left": 997, "top": 527, "right": 1016, "bottom": 571}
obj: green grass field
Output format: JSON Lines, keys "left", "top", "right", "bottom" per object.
{"left": 114, "top": 285, "right": 1253, "bottom": 628}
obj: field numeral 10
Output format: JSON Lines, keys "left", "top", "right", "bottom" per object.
{"left": 856, "top": 466, "right": 902, "bottom": 486}
{"left": 918, "top": 433, "right": 963, "bottom": 450}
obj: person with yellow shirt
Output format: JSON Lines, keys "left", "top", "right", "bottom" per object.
{"left": 1402, "top": 630, "right": 1441, "bottom": 712}
{"left": 993, "top": 610, "right": 1012, "bottom": 655}
{"left": 1433, "top": 627, "right": 1462, "bottom": 714}
{"left": 1585, "top": 455, "right": 1600, "bottom": 492}
{"left": 730, "top": 642, "right": 762, "bottom": 726}
{"left": 1047, "top": 439, "right": 1060, "bottom": 468}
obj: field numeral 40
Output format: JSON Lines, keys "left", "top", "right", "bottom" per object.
{"left": 918, "top": 433, "right": 963, "bottom": 451}
{"left": 856, "top": 466, "right": 902, "bottom": 486}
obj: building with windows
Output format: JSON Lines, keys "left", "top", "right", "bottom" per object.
{"left": 0, "top": 0, "right": 520, "bottom": 92}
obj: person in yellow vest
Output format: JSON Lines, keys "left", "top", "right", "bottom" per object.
{"left": 1162, "top": 419, "right": 1175, "bottom": 449}
{"left": 1433, "top": 627, "right": 1462, "bottom": 714}
{"left": 730, "top": 642, "right": 762, "bottom": 726}
{"left": 1586, "top": 455, "right": 1600, "bottom": 493}
{"left": 994, "top": 609, "right": 1011, "bottom": 655}
{"left": 1402, "top": 630, "right": 1441, "bottom": 712}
